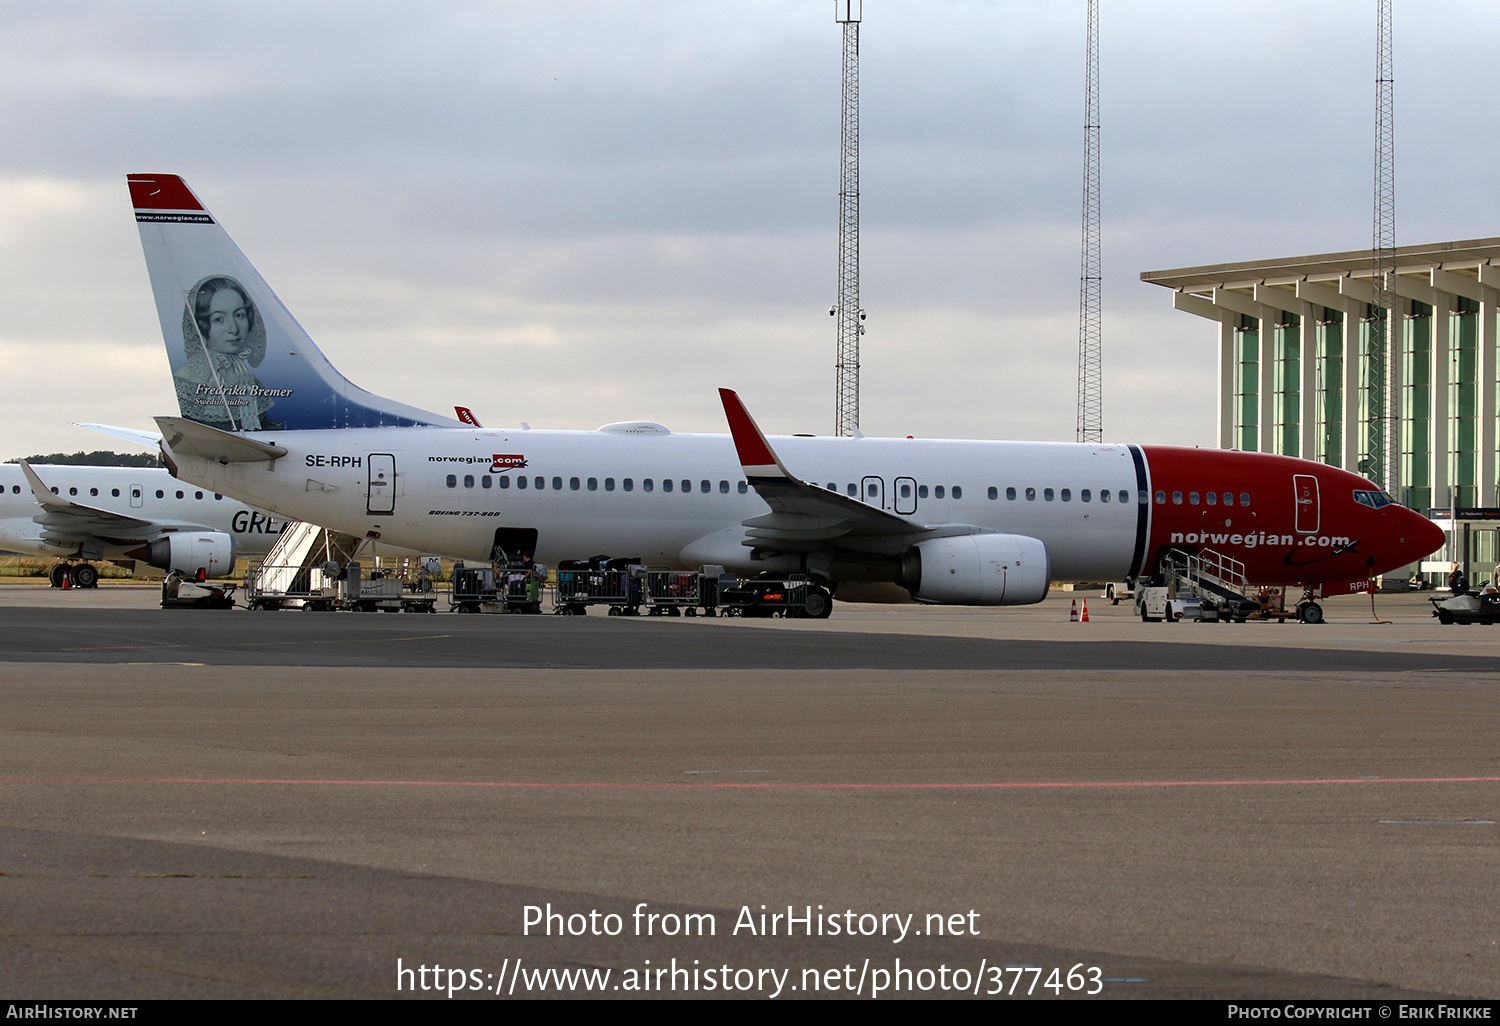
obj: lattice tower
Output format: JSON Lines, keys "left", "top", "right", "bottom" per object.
{"left": 1076, "top": 0, "right": 1103, "bottom": 444}
{"left": 834, "top": 2, "right": 862, "bottom": 437}
{"left": 1368, "top": 0, "right": 1396, "bottom": 490}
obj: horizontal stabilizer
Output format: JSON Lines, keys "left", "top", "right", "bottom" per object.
{"left": 156, "top": 417, "right": 288, "bottom": 463}
{"left": 74, "top": 422, "right": 163, "bottom": 449}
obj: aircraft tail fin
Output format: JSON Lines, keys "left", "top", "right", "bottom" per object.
{"left": 128, "top": 174, "right": 458, "bottom": 432}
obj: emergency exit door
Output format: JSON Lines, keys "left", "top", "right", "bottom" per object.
{"left": 367, "top": 454, "right": 396, "bottom": 515}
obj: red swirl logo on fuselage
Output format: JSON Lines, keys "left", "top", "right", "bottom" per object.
{"left": 492, "top": 454, "right": 528, "bottom": 472}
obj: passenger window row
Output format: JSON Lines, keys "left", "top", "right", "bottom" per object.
{"left": 444, "top": 475, "right": 750, "bottom": 495}
{"left": 822, "top": 482, "right": 966, "bottom": 500}
{"left": 1159, "top": 490, "right": 1251, "bottom": 507}
{"left": 1000, "top": 486, "right": 1136, "bottom": 504}
{"left": 36, "top": 485, "right": 220, "bottom": 500}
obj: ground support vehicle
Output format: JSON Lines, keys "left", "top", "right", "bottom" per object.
{"left": 450, "top": 561, "right": 545, "bottom": 614}
{"left": 243, "top": 561, "right": 338, "bottom": 611}
{"left": 718, "top": 573, "right": 833, "bottom": 619}
{"left": 340, "top": 564, "right": 438, "bottom": 613}
{"left": 246, "top": 560, "right": 437, "bottom": 612}
{"left": 1102, "top": 581, "right": 1133, "bottom": 605}
{"left": 1135, "top": 584, "right": 1212, "bottom": 624}
{"left": 1239, "top": 586, "right": 1308, "bottom": 624}
{"left": 161, "top": 571, "right": 236, "bottom": 610}
{"left": 553, "top": 557, "right": 646, "bottom": 616}
{"left": 1431, "top": 588, "right": 1500, "bottom": 625}
{"left": 1139, "top": 548, "right": 1322, "bottom": 624}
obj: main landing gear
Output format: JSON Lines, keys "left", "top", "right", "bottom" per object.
{"left": 49, "top": 563, "right": 100, "bottom": 589}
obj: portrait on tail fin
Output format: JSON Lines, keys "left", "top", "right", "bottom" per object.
{"left": 172, "top": 275, "right": 283, "bottom": 431}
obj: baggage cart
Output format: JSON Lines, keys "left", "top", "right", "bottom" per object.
{"left": 645, "top": 567, "right": 702, "bottom": 616}
{"left": 451, "top": 560, "right": 546, "bottom": 614}
{"left": 553, "top": 556, "right": 645, "bottom": 615}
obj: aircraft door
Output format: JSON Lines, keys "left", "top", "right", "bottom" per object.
{"left": 130, "top": 484, "right": 143, "bottom": 509}
{"left": 1293, "top": 474, "right": 1320, "bottom": 534}
{"left": 894, "top": 476, "right": 917, "bottom": 515}
{"left": 367, "top": 454, "right": 396, "bottom": 515}
{"left": 861, "top": 476, "right": 886, "bottom": 510}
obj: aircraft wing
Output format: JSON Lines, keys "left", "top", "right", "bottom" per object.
{"left": 21, "top": 462, "right": 158, "bottom": 543}
{"left": 719, "top": 389, "right": 948, "bottom": 555}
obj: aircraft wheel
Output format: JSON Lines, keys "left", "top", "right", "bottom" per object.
{"left": 803, "top": 587, "right": 832, "bottom": 619}
{"left": 70, "top": 564, "right": 99, "bottom": 589}
{"left": 50, "top": 564, "right": 71, "bottom": 589}
{"left": 1299, "top": 602, "right": 1324, "bottom": 625}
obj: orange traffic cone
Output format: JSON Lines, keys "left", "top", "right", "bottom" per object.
{"left": 1080, "top": 599, "right": 1090, "bottom": 623}
{"left": 60, "top": 569, "right": 70, "bottom": 590}
{"left": 1069, "top": 599, "right": 1078, "bottom": 622}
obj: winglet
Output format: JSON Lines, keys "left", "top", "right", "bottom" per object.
{"left": 19, "top": 462, "right": 70, "bottom": 510}
{"left": 718, "top": 388, "right": 791, "bottom": 480}
{"left": 455, "top": 406, "right": 483, "bottom": 427}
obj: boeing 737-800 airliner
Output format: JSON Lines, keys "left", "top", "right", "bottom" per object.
{"left": 125, "top": 173, "right": 1445, "bottom": 614}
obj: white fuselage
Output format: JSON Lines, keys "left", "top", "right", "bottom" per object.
{"left": 165, "top": 427, "right": 1148, "bottom": 581}
{"left": 0, "top": 463, "right": 287, "bottom": 560}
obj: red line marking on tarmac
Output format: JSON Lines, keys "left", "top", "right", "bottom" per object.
{"left": 1, "top": 776, "right": 1497, "bottom": 790}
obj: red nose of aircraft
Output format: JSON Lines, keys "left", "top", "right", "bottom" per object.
{"left": 1390, "top": 505, "right": 1447, "bottom": 574}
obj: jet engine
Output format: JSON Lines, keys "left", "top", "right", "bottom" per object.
{"left": 897, "top": 533, "right": 1050, "bottom": 605}
{"left": 137, "top": 532, "right": 237, "bottom": 578}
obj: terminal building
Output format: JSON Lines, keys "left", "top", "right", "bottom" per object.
{"left": 1142, "top": 238, "right": 1500, "bottom": 586}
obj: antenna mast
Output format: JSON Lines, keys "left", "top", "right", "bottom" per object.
{"left": 1075, "top": 0, "right": 1102, "bottom": 444}
{"left": 834, "top": 0, "right": 862, "bottom": 437}
{"left": 1369, "top": 0, "right": 1395, "bottom": 489}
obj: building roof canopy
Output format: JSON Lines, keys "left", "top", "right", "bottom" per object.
{"left": 1142, "top": 237, "right": 1500, "bottom": 294}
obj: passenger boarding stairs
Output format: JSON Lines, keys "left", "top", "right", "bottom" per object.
{"left": 254, "top": 521, "right": 365, "bottom": 596}
{"left": 1159, "top": 547, "right": 1257, "bottom": 616}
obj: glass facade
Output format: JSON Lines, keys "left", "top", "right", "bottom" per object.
{"left": 1273, "top": 315, "right": 1300, "bottom": 457}
{"left": 1317, "top": 312, "right": 1343, "bottom": 466}
{"left": 1235, "top": 320, "right": 1258, "bottom": 451}
{"left": 1400, "top": 304, "right": 1431, "bottom": 513}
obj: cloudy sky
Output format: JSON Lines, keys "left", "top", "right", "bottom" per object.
{"left": 0, "top": 0, "right": 1494, "bottom": 460}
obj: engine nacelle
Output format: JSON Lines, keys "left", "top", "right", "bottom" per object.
{"left": 898, "top": 533, "right": 1050, "bottom": 605}
{"left": 140, "top": 532, "right": 237, "bottom": 578}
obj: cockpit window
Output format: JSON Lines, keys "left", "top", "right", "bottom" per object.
{"left": 1353, "top": 489, "right": 1392, "bottom": 509}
